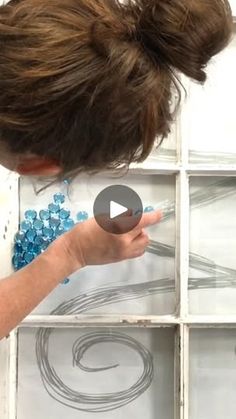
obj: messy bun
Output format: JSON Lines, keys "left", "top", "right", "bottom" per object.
{"left": 132, "top": 0, "right": 233, "bottom": 82}
{"left": 91, "top": 0, "right": 233, "bottom": 82}
{"left": 0, "top": 0, "right": 233, "bottom": 175}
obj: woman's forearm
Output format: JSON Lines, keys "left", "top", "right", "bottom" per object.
{"left": 0, "top": 237, "right": 81, "bottom": 340}
{"left": 0, "top": 210, "right": 161, "bottom": 340}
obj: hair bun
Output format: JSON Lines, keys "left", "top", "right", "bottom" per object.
{"left": 133, "top": 0, "right": 233, "bottom": 82}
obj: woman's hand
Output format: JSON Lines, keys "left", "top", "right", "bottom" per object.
{"left": 61, "top": 210, "right": 162, "bottom": 271}
{"left": 0, "top": 210, "right": 161, "bottom": 339}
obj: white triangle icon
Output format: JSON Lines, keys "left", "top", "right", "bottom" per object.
{"left": 110, "top": 201, "right": 128, "bottom": 219}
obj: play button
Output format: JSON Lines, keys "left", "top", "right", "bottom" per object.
{"left": 93, "top": 185, "right": 143, "bottom": 234}
{"left": 110, "top": 201, "right": 127, "bottom": 219}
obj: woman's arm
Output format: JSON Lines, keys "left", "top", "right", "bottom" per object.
{"left": 0, "top": 210, "right": 161, "bottom": 340}
{"left": 0, "top": 236, "right": 77, "bottom": 339}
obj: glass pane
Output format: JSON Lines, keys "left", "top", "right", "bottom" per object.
{"left": 190, "top": 329, "right": 236, "bottom": 419}
{"left": 187, "top": 29, "right": 236, "bottom": 164}
{"left": 17, "top": 174, "right": 176, "bottom": 315}
{"left": 189, "top": 177, "right": 236, "bottom": 314}
{"left": 17, "top": 327, "right": 175, "bottom": 419}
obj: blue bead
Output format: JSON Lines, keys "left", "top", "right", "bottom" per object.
{"left": 41, "top": 239, "right": 51, "bottom": 250}
{"left": 62, "top": 218, "right": 75, "bottom": 231}
{"left": 27, "top": 242, "right": 34, "bottom": 252}
{"left": 23, "top": 252, "right": 35, "bottom": 264}
{"left": 14, "top": 243, "right": 23, "bottom": 254}
{"left": 59, "top": 208, "right": 70, "bottom": 220}
{"left": 49, "top": 217, "right": 61, "bottom": 229}
{"left": 53, "top": 193, "right": 65, "bottom": 205}
{"left": 12, "top": 254, "right": 24, "bottom": 270}
{"left": 20, "top": 260, "right": 28, "bottom": 269}
{"left": 62, "top": 278, "right": 70, "bottom": 285}
{"left": 42, "top": 227, "right": 54, "bottom": 239}
{"left": 32, "top": 244, "right": 41, "bottom": 255}
{"left": 48, "top": 203, "right": 60, "bottom": 213}
{"left": 76, "top": 211, "right": 88, "bottom": 222}
{"left": 34, "top": 236, "right": 44, "bottom": 246}
{"left": 55, "top": 226, "right": 65, "bottom": 237}
{"left": 25, "top": 228, "right": 37, "bottom": 242}
{"left": 21, "top": 239, "right": 30, "bottom": 250}
{"left": 144, "top": 206, "right": 154, "bottom": 213}
{"left": 33, "top": 219, "right": 44, "bottom": 230}
{"left": 20, "top": 220, "right": 32, "bottom": 232}
{"left": 39, "top": 209, "right": 50, "bottom": 221}
{"left": 14, "top": 231, "right": 25, "bottom": 243}
{"left": 25, "top": 210, "right": 37, "bottom": 221}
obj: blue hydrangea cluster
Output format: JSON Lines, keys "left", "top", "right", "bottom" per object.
{"left": 12, "top": 192, "right": 89, "bottom": 285}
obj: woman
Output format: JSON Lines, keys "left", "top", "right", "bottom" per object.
{"left": 0, "top": 0, "right": 233, "bottom": 339}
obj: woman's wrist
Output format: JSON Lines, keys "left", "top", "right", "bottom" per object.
{"left": 32, "top": 233, "right": 84, "bottom": 284}
{"left": 58, "top": 225, "right": 86, "bottom": 273}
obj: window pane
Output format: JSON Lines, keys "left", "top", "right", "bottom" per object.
{"left": 189, "top": 177, "right": 236, "bottom": 314}
{"left": 190, "top": 329, "right": 236, "bottom": 419}
{"left": 18, "top": 174, "right": 176, "bottom": 315}
{"left": 187, "top": 29, "right": 236, "bottom": 164}
{"left": 17, "top": 327, "right": 175, "bottom": 419}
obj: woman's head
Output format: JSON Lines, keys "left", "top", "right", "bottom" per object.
{"left": 0, "top": 0, "right": 233, "bottom": 176}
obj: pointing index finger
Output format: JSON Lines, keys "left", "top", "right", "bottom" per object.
{"left": 135, "top": 210, "right": 162, "bottom": 230}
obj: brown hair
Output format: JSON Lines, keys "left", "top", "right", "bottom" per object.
{"left": 0, "top": 0, "right": 233, "bottom": 175}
